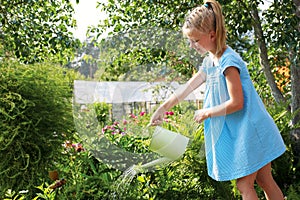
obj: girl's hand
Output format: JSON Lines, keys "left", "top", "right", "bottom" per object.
{"left": 150, "top": 107, "right": 166, "bottom": 126}
{"left": 194, "top": 109, "right": 211, "bottom": 123}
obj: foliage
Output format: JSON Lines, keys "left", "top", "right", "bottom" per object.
{"left": 94, "top": 28, "right": 199, "bottom": 82}
{"left": 47, "top": 143, "right": 118, "bottom": 199}
{"left": 3, "top": 189, "right": 26, "bottom": 200}
{"left": 94, "top": 0, "right": 298, "bottom": 102}
{"left": 1, "top": 0, "right": 299, "bottom": 198}
{"left": 101, "top": 103, "right": 234, "bottom": 199}
{"left": 33, "top": 183, "right": 57, "bottom": 200}
{"left": 101, "top": 112, "right": 151, "bottom": 154}
{"left": 3, "top": 99, "right": 299, "bottom": 199}
{"left": 286, "top": 184, "right": 300, "bottom": 200}
{"left": 76, "top": 100, "right": 300, "bottom": 198}
{"left": 27, "top": 138, "right": 119, "bottom": 200}
{"left": 267, "top": 102, "right": 300, "bottom": 190}
{"left": 69, "top": 38, "right": 100, "bottom": 79}
{"left": 57, "top": 102, "right": 235, "bottom": 199}
{"left": 244, "top": 46, "right": 273, "bottom": 102}
{"left": 0, "top": 60, "right": 78, "bottom": 197}
{"left": 94, "top": 102, "right": 112, "bottom": 126}
{"left": 263, "top": 0, "right": 299, "bottom": 60}
{"left": 87, "top": 1, "right": 204, "bottom": 82}
{"left": 95, "top": 0, "right": 193, "bottom": 33}
{"left": 0, "top": 0, "right": 80, "bottom": 64}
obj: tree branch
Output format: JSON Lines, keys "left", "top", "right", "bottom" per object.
{"left": 250, "top": 5, "right": 286, "bottom": 103}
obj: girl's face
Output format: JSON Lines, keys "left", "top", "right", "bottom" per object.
{"left": 187, "top": 29, "right": 216, "bottom": 56}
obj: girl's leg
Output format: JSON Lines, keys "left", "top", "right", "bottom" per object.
{"left": 237, "top": 172, "right": 258, "bottom": 200}
{"left": 256, "top": 162, "right": 284, "bottom": 200}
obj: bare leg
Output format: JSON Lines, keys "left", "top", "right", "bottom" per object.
{"left": 237, "top": 172, "right": 259, "bottom": 200}
{"left": 256, "top": 162, "right": 284, "bottom": 200}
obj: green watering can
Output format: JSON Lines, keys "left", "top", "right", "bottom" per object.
{"left": 149, "top": 126, "right": 190, "bottom": 160}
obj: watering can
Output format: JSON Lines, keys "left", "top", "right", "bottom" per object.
{"left": 149, "top": 126, "right": 190, "bottom": 160}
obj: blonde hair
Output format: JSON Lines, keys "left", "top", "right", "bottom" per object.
{"left": 182, "top": 0, "right": 226, "bottom": 57}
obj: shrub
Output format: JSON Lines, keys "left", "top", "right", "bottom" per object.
{"left": 94, "top": 102, "right": 112, "bottom": 126}
{"left": 267, "top": 102, "right": 300, "bottom": 196}
{"left": 0, "top": 60, "right": 78, "bottom": 197}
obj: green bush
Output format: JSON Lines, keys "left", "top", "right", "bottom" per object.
{"left": 267, "top": 102, "right": 300, "bottom": 196}
{"left": 94, "top": 102, "right": 112, "bottom": 126}
{"left": 42, "top": 146, "right": 119, "bottom": 200}
{"left": 0, "top": 60, "right": 78, "bottom": 197}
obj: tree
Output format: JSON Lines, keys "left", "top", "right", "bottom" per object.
{"left": 289, "top": 0, "right": 300, "bottom": 155}
{"left": 70, "top": 37, "right": 100, "bottom": 79}
{"left": 258, "top": 0, "right": 300, "bottom": 156}
{"left": 0, "top": 0, "right": 80, "bottom": 64}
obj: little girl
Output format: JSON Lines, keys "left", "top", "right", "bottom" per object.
{"left": 150, "top": 0, "right": 286, "bottom": 199}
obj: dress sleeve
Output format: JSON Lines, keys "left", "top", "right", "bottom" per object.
{"left": 220, "top": 53, "right": 242, "bottom": 75}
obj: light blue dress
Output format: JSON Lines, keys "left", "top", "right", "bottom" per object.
{"left": 200, "top": 47, "right": 286, "bottom": 181}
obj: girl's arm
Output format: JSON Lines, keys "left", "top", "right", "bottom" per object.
{"left": 194, "top": 66, "right": 244, "bottom": 122}
{"left": 151, "top": 70, "right": 206, "bottom": 125}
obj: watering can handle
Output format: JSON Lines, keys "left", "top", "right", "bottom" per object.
{"left": 147, "top": 122, "right": 179, "bottom": 133}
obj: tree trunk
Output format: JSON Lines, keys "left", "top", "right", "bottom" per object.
{"left": 291, "top": 0, "right": 300, "bottom": 158}
{"left": 294, "top": 0, "right": 300, "bottom": 21}
{"left": 290, "top": 53, "right": 300, "bottom": 157}
{"left": 250, "top": 7, "right": 285, "bottom": 103}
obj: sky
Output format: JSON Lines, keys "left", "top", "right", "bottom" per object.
{"left": 71, "top": 0, "right": 107, "bottom": 41}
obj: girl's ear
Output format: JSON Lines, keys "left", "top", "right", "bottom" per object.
{"left": 209, "top": 31, "right": 216, "bottom": 41}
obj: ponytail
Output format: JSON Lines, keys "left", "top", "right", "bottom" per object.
{"left": 205, "top": 0, "right": 226, "bottom": 57}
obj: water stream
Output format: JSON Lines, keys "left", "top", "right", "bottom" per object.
{"left": 108, "top": 157, "right": 173, "bottom": 199}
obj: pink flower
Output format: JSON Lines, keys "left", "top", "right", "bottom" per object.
{"left": 139, "top": 111, "right": 146, "bottom": 116}
{"left": 129, "top": 114, "right": 137, "bottom": 119}
{"left": 122, "top": 119, "right": 128, "bottom": 125}
{"left": 165, "top": 111, "right": 174, "bottom": 116}
{"left": 168, "top": 111, "right": 174, "bottom": 115}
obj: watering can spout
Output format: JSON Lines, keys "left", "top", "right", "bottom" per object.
{"left": 140, "top": 157, "right": 173, "bottom": 169}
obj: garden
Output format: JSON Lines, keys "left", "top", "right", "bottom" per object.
{"left": 1, "top": 60, "right": 299, "bottom": 199}
{"left": 1, "top": 0, "right": 300, "bottom": 199}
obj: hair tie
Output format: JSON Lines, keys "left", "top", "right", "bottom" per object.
{"left": 204, "top": 3, "right": 209, "bottom": 8}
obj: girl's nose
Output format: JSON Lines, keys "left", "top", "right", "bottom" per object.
{"left": 190, "top": 43, "right": 193, "bottom": 48}
{"left": 189, "top": 41, "right": 195, "bottom": 49}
